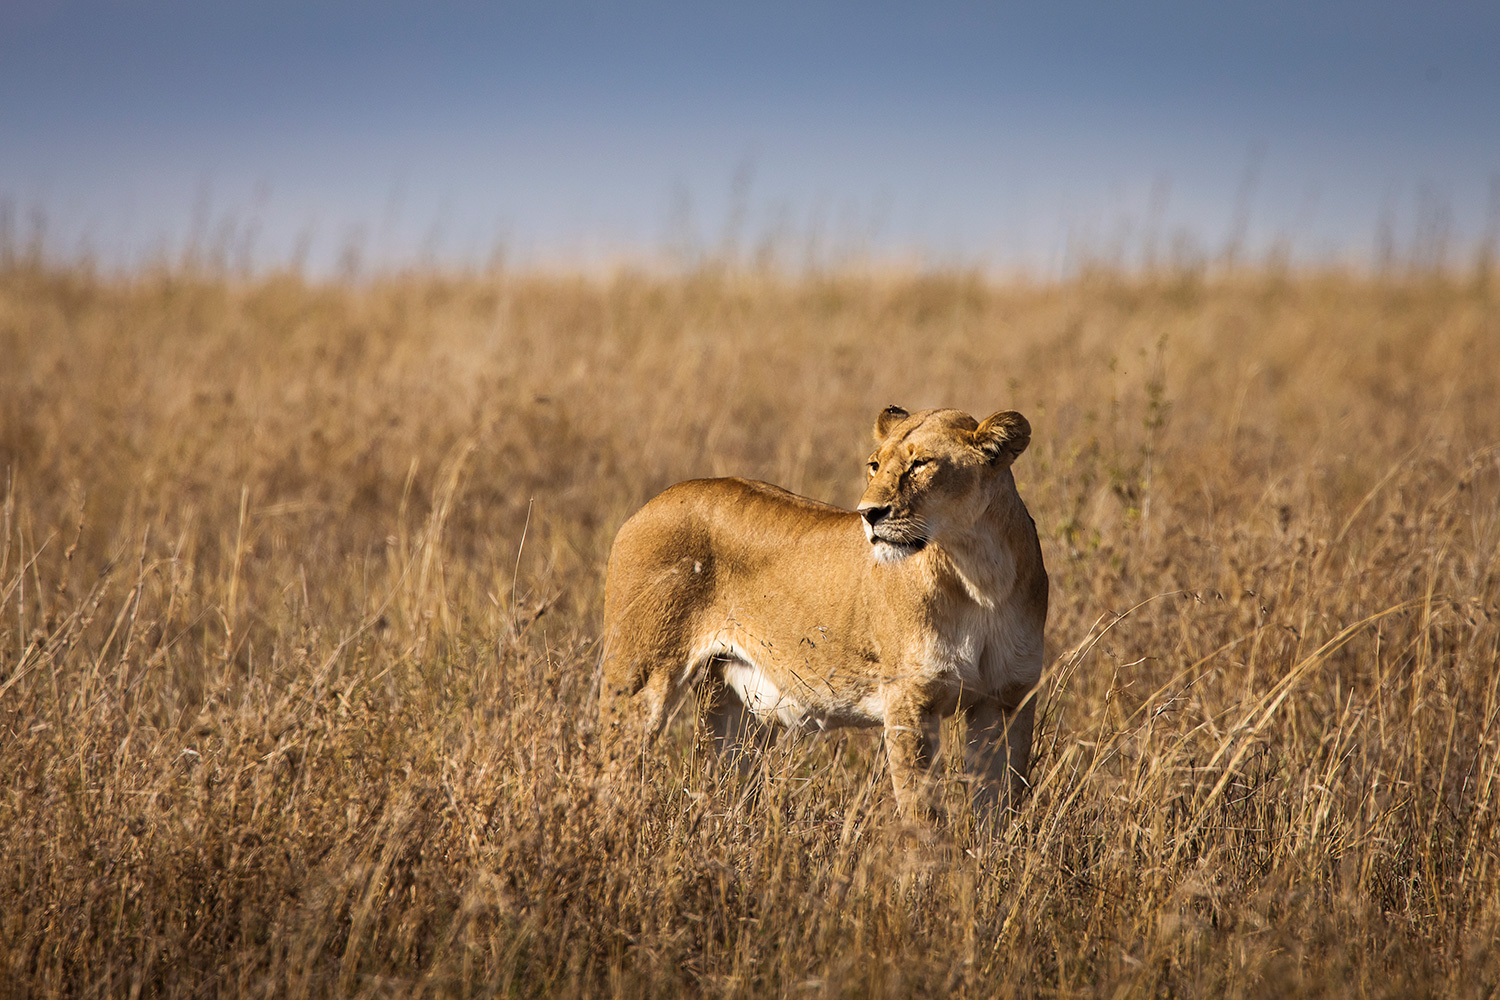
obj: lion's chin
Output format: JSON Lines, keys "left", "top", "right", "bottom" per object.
{"left": 871, "top": 538, "right": 927, "bottom": 564}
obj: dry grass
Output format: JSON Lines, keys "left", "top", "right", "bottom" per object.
{"left": 1, "top": 257, "right": 1498, "bottom": 998}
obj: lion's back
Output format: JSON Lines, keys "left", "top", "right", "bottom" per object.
{"left": 611, "top": 477, "right": 844, "bottom": 564}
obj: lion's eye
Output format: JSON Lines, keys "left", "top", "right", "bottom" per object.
{"left": 867, "top": 461, "right": 880, "bottom": 476}
{"left": 908, "top": 457, "right": 932, "bottom": 472}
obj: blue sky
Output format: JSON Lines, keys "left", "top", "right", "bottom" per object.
{"left": 3, "top": 1, "right": 1498, "bottom": 273}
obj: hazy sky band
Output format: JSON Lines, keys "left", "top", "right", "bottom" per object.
{"left": 4, "top": 1, "right": 1498, "bottom": 272}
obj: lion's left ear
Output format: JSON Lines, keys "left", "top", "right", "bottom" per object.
{"left": 873, "top": 405, "right": 910, "bottom": 442}
{"left": 974, "top": 410, "right": 1031, "bottom": 465}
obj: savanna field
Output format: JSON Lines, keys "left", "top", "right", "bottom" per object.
{"left": 1, "top": 254, "right": 1498, "bottom": 997}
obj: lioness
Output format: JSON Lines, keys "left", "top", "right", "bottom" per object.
{"left": 598, "top": 405, "right": 1048, "bottom": 817}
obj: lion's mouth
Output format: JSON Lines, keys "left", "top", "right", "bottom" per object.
{"left": 864, "top": 520, "right": 929, "bottom": 561}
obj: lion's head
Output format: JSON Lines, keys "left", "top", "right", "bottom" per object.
{"left": 855, "top": 405, "right": 1031, "bottom": 562}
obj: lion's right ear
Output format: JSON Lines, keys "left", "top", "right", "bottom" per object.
{"left": 974, "top": 410, "right": 1031, "bottom": 465}
{"left": 873, "top": 405, "right": 909, "bottom": 441}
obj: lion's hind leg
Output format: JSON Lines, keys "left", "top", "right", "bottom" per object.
{"left": 697, "top": 658, "right": 775, "bottom": 775}
{"left": 598, "top": 558, "right": 709, "bottom": 757}
{"left": 598, "top": 632, "right": 699, "bottom": 770}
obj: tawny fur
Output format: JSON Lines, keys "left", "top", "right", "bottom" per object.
{"left": 598, "top": 406, "right": 1049, "bottom": 818}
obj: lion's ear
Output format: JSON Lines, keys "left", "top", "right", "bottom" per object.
{"left": 974, "top": 410, "right": 1031, "bottom": 465}
{"left": 873, "top": 405, "right": 910, "bottom": 442}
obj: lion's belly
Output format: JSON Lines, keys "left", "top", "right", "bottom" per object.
{"left": 720, "top": 658, "right": 811, "bottom": 728}
{"left": 690, "top": 586, "right": 1040, "bottom": 729}
{"left": 706, "top": 636, "right": 886, "bottom": 731}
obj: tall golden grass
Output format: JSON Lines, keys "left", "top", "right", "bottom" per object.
{"left": 1, "top": 256, "right": 1498, "bottom": 997}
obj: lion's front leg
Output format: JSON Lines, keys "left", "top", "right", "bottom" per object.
{"left": 882, "top": 691, "right": 943, "bottom": 821}
{"left": 964, "top": 693, "right": 1035, "bottom": 816}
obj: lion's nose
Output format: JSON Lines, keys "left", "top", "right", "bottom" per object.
{"left": 859, "top": 505, "right": 891, "bottom": 527}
